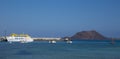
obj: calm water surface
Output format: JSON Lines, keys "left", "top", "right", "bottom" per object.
{"left": 0, "top": 40, "right": 120, "bottom": 59}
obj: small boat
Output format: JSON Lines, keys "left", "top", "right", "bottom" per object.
{"left": 6, "top": 33, "right": 33, "bottom": 43}
{"left": 65, "top": 38, "right": 72, "bottom": 43}
{"left": 66, "top": 40, "right": 72, "bottom": 43}
{"left": 49, "top": 40, "right": 56, "bottom": 43}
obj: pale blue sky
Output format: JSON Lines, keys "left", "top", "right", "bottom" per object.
{"left": 0, "top": 0, "right": 120, "bottom": 38}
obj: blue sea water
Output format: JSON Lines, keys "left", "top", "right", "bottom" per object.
{"left": 0, "top": 40, "right": 120, "bottom": 59}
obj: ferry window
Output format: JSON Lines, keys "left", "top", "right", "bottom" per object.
{"left": 15, "top": 37, "right": 24, "bottom": 39}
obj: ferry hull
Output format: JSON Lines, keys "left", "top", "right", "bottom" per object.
{"left": 6, "top": 37, "right": 33, "bottom": 43}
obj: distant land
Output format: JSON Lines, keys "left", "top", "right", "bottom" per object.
{"left": 0, "top": 30, "right": 120, "bottom": 42}
{"left": 69, "top": 30, "right": 108, "bottom": 40}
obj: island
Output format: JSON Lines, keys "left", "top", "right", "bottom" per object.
{"left": 70, "top": 30, "right": 107, "bottom": 40}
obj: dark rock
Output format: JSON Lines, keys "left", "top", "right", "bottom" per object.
{"left": 71, "top": 30, "right": 107, "bottom": 40}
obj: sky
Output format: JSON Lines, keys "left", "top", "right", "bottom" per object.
{"left": 0, "top": 0, "right": 120, "bottom": 38}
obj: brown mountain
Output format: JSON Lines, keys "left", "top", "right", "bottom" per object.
{"left": 71, "top": 30, "right": 107, "bottom": 40}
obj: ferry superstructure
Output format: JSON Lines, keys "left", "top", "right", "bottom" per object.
{"left": 6, "top": 33, "right": 33, "bottom": 43}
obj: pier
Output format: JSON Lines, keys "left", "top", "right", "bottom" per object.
{"left": 33, "top": 37, "right": 72, "bottom": 43}
{"left": 32, "top": 37, "right": 61, "bottom": 41}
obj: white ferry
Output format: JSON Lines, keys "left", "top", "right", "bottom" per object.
{"left": 6, "top": 33, "right": 33, "bottom": 43}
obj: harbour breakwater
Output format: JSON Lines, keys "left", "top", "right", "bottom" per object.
{"left": 33, "top": 37, "right": 61, "bottom": 41}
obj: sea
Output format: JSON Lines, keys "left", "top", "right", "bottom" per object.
{"left": 0, "top": 40, "right": 120, "bottom": 59}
